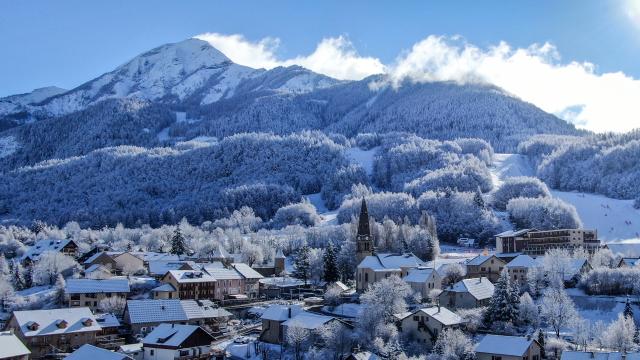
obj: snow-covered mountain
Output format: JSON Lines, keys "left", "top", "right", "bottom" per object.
{"left": 0, "top": 86, "right": 67, "bottom": 124}
{"left": 3, "top": 39, "right": 339, "bottom": 118}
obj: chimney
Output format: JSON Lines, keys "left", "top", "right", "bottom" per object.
{"left": 288, "top": 307, "right": 292, "bottom": 318}
{"left": 172, "top": 323, "right": 175, "bottom": 328}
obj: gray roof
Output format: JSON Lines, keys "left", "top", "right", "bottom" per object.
{"left": 232, "top": 263, "right": 264, "bottom": 279}
{"left": 402, "top": 306, "right": 463, "bottom": 326}
{"left": 475, "top": 335, "right": 535, "bottom": 356}
{"left": 66, "top": 278, "right": 130, "bottom": 294}
{"left": 357, "top": 253, "right": 424, "bottom": 271}
{"left": 152, "top": 283, "right": 177, "bottom": 292}
{"left": 13, "top": 307, "right": 101, "bottom": 337}
{"left": 65, "top": 344, "right": 131, "bottom": 360}
{"left": 505, "top": 255, "right": 538, "bottom": 268}
{"left": 282, "top": 311, "right": 335, "bottom": 330}
{"left": 126, "top": 299, "right": 231, "bottom": 324}
{"left": 96, "top": 313, "right": 121, "bottom": 328}
{"left": 261, "top": 304, "right": 303, "bottom": 321}
{"left": 143, "top": 324, "right": 212, "bottom": 348}
{"left": 0, "top": 331, "right": 30, "bottom": 358}
{"left": 148, "top": 260, "right": 196, "bottom": 276}
{"left": 21, "top": 238, "right": 75, "bottom": 261}
{"left": 202, "top": 266, "right": 243, "bottom": 280}
{"left": 404, "top": 268, "right": 437, "bottom": 283}
{"left": 466, "top": 255, "right": 500, "bottom": 266}
{"left": 167, "top": 269, "right": 216, "bottom": 283}
{"left": 448, "top": 277, "right": 495, "bottom": 300}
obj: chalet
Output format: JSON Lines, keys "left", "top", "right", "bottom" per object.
{"left": 151, "top": 283, "right": 178, "bottom": 300}
{"left": 65, "top": 344, "right": 132, "bottom": 360}
{"left": 83, "top": 251, "right": 118, "bottom": 270}
{"left": 259, "top": 304, "right": 303, "bottom": 344}
{"left": 475, "top": 334, "right": 542, "bottom": 360}
{"left": 65, "top": 278, "right": 130, "bottom": 311}
{"left": 21, "top": 238, "right": 79, "bottom": 264}
{"left": 618, "top": 258, "right": 640, "bottom": 268}
{"left": 200, "top": 265, "right": 245, "bottom": 301}
{"left": 259, "top": 277, "right": 305, "bottom": 299}
{"left": 505, "top": 254, "right": 538, "bottom": 288}
{"left": 84, "top": 264, "right": 113, "bottom": 279}
{"left": 438, "top": 277, "right": 494, "bottom": 309}
{"left": 564, "top": 258, "right": 592, "bottom": 287}
{"left": 0, "top": 331, "right": 30, "bottom": 360}
{"left": 123, "top": 299, "right": 231, "bottom": 337}
{"left": 403, "top": 267, "right": 442, "bottom": 299}
{"left": 161, "top": 270, "right": 216, "bottom": 300}
{"left": 111, "top": 252, "right": 146, "bottom": 274}
{"left": 142, "top": 324, "right": 214, "bottom": 360}
{"left": 356, "top": 253, "right": 425, "bottom": 292}
{"left": 465, "top": 254, "right": 506, "bottom": 282}
{"left": 7, "top": 307, "right": 101, "bottom": 359}
{"left": 396, "top": 306, "right": 463, "bottom": 349}
{"left": 231, "top": 263, "right": 264, "bottom": 299}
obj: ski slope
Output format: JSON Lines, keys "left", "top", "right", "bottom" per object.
{"left": 491, "top": 153, "right": 640, "bottom": 242}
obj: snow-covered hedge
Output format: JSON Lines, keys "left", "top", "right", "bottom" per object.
{"left": 271, "top": 202, "right": 321, "bottom": 229}
{"left": 506, "top": 197, "right": 582, "bottom": 230}
{"left": 492, "top": 176, "right": 551, "bottom": 210}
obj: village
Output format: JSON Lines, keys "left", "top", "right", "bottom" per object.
{"left": 0, "top": 199, "right": 639, "bottom": 360}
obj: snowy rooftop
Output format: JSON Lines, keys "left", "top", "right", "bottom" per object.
{"left": 83, "top": 251, "right": 109, "bottom": 265}
{"left": 167, "top": 269, "right": 216, "bottom": 283}
{"left": 148, "top": 260, "right": 196, "bottom": 276}
{"left": 283, "top": 311, "right": 335, "bottom": 330}
{"left": 181, "top": 299, "right": 232, "bottom": 319}
{"left": 416, "top": 306, "right": 463, "bottom": 326}
{"left": 466, "top": 255, "right": 496, "bottom": 266}
{"left": 495, "top": 229, "right": 532, "bottom": 237}
{"left": 66, "top": 278, "right": 130, "bottom": 294}
{"left": 65, "top": 344, "right": 130, "bottom": 360}
{"left": 21, "top": 238, "right": 74, "bottom": 261}
{"left": 358, "top": 253, "right": 424, "bottom": 271}
{"left": 202, "top": 266, "right": 243, "bottom": 280}
{"left": 85, "top": 263, "right": 111, "bottom": 274}
{"left": 505, "top": 254, "right": 538, "bottom": 268}
{"left": 260, "top": 304, "right": 303, "bottom": 321}
{"left": 448, "top": 277, "right": 495, "bottom": 300}
{"left": 142, "top": 323, "right": 207, "bottom": 348}
{"left": 232, "top": 263, "right": 264, "bottom": 279}
{"left": 475, "top": 335, "right": 535, "bottom": 356}
{"left": 126, "top": 299, "right": 231, "bottom": 324}
{"left": 152, "top": 283, "right": 177, "bottom": 292}
{"left": 118, "top": 343, "right": 143, "bottom": 354}
{"left": 13, "top": 307, "right": 101, "bottom": 337}
{"left": 0, "top": 331, "right": 30, "bottom": 358}
{"left": 561, "top": 351, "right": 623, "bottom": 360}
{"left": 96, "top": 313, "right": 121, "bottom": 328}
{"left": 404, "top": 268, "right": 436, "bottom": 283}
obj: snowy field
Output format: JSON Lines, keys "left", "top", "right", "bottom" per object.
{"left": 492, "top": 153, "right": 640, "bottom": 242}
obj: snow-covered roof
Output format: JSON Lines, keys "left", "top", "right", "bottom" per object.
{"left": 142, "top": 324, "right": 210, "bottom": 348}
{"left": 202, "top": 266, "right": 243, "bottom": 280}
{"left": 448, "top": 278, "right": 495, "bottom": 300}
{"left": 466, "top": 255, "right": 498, "bottom": 266}
{"left": 349, "top": 351, "right": 379, "bottom": 360}
{"left": 83, "top": 251, "right": 110, "bottom": 265}
{"left": 21, "top": 238, "right": 75, "bottom": 261}
{"left": 415, "top": 306, "right": 463, "bottom": 326}
{"left": 232, "top": 263, "right": 264, "bottom": 279}
{"left": 85, "top": 264, "right": 111, "bottom": 274}
{"left": 505, "top": 255, "right": 538, "bottom": 268}
{"left": 148, "top": 260, "right": 196, "bottom": 276}
{"left": 606, "top": 243, "right": 640, "bottom": 258}
{"left": 561, "top": 351, "right": 623, "bottom": 360}
{"left": 358, "top": 253, "right": 424, "bottom": 271}
{"left": 12, "top": 307, "right": 101, "bottom": 337}
{"left": 260, "top": 304, "right": 303, "bottom": 321}
{"left": 152, "top": 283, "right": 177, "bottom": 292}
{"left": 475, "top": 335, "right": 535, "bottom": 356}
{"left": 118, "top": 343, "right": 143, "bottom": 354}
{"left": 126, "top": 299, "right": 231, "bottom": 324}
{"left": 65, "top": 344, "right": 131, "bottom": 360}
{"left": 282, "top": 311, "right": 335, "bottom": 330}
{"left": 167, "top": 269, "right": 216, "bottom": 283}
{"left": 495, "top": 229, "right": 532, "bottom": 237}
{"left": 66, "top": 278, "right": 130, "bottom": 294}
{"left": 96, "top": 313, "right": 121, "bottom": 328}
{"left": 404, "top": 268, "right": 436, "bottom": 283}
{"left": 0, "top": 331, "right": 30, "bottom": 358}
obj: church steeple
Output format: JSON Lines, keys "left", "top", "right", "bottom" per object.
{"left": 356, "top": 198, "right": 373, "bottom": 263}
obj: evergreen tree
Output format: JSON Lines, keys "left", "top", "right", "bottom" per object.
{"left": 485, "top": 269, "right": 519, "bottom": 324}
{"left": 170, "top": 226, "right": 187, "bottom": 255}
{"left": 293, "top": 245, "right": 311, "bottom": 286}
{"left": 24, "top": 265, "right": 33, "bottom": 289}
{"left": 473, "top": 186, "right": 485, "bottom": 208}
{"left": 30, "top": 220, "right": 46, "bottom": 235}
{"left": 625, "top": 298, "right": 634, "bottom": 320}
{"left": 538, "top": 329, "right": 546, "bottom": 359}
{"left": 12, "top": 262, "right": 26, "bottom": 291}
{"left": 54, "top": 274, "right": 66, "bottom": 306}
{"left": 323, "top": 241, "right": 340, "bottom": 283}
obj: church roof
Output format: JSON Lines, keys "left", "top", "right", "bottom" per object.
{"left": 357, "top": 198, "right": 370, "bottom": 237}
{"left": 358, "top": 253, "right": 424, "bottom": 271}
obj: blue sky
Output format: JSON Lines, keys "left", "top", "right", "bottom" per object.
{"left": 2, "top": 0, "right": 640, "bottom": 132}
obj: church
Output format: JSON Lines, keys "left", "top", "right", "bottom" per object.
{"left": 355, "top": 198, "right": 426, "bottom": 292}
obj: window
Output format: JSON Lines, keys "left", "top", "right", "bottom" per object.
{"left": 149, "top": 349, "right": 154, "bottom": 355}
{"left": 491, "top": 357, "right": 502, "bottom": 360}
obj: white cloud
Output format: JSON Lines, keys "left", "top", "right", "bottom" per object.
{"left": 195, "top": 33, "right": 385, "bottom": 81}
{"left": 196, "top": 32, "right": 640, "bottom": 133}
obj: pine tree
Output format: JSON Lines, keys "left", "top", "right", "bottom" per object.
{"left": 625, "top": 298, "right": 634, "bottom": 319}
{"left": 323, "top": 241, "right": 340, "bottom": 283}
{"left": 473, "top": 186, "right": 485, "bottom": 208}
{"left": 170, "top": 226, "right": 187, "bottom": 256}
{"left": 12, "top": 262, "right": 26, "bottom": 291}
{"left": 24, "top": 265, "right": 33, "bottom": 289}
{"left": 538, "top": 329, "right": 546, "bottom": 359}
{"left": 54, "top": 274, "right": 66, "bottom": 306}
{"left": 293, "top": 245, "right": 311, "bottom": 286}
{"left": 486, "top": 269, "right": 519, "bottom": 324}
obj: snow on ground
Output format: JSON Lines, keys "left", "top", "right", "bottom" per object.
{"left": 306, "top": 192, "right": 328, "bottom": 213}
{"left": 322, "top": 303, "right": 364, "bottom": 318}
{"left": 16, "top": 285, "right": 53, "bottom": 297}
{"left": 345, "top": 146, "right": 378, "bottom": 176}
{"left": 0, "top": 136, "right": 19, "bottom": 158}
{"left": 491, "top": 153, "right": 640, "bottom": 242}
{"left": 157, "top": 126, "right": 171, "bottom": 141}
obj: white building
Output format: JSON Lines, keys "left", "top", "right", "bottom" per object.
{"left": 142, "top": 324, "right": 214, "bottom": 360}
{"left": 0, "top": 331, "right": 30, "bottom": 360}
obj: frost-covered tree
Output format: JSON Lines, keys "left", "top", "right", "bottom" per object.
{"left": 32, "top": 251, "right": 78, "bottom": 286}
{"left": 272, "top": 201, "right": 321, "bottom": 229}
{"left": 293, "top": 245, "right": 311, "bottom": 285}
{"left": 604, "top": 314, "right": 637, "bottom": 352}
{"left": 542, "top": 248, "right": 573, "bottom": 288}
{"left": 591, "top": 248, "right": 617, "bottom": 269}
{"left": 170, "top": 226, "right": 187, "bottom": 255}
{"left": 324, "top": 285, "right": 343, "bottom": 308}
{"left": 518, "top": 292, "right": 539, "bottom": 327}
{"left": 485, "top": 270, "right": 519, "bottom": 324}
{"left": 12, "top": 262, "right": 26, "bottom": 291}
{"left": 337, "top": 239, "right": 357, "bottom": 282}
{"left": 315, "top": 321, "right": 353, "bottom": 360}
{"left": 507, "top": 197, "right": 582, "bottom": 230}
{"left": 430, "top": 328, "right": 475, "bottom": 360}
{"left": 0, "top": 278, "right": 15, "bottom": 311}
{"left": 323, "top": 241, "right": 340, "bottom": 283}
{"left": 240, "top": 242, "right": 264, "bottom": 267}
{"left": 540, "top": 286, "right": 579, "bottom": 337}
{"left": 358, "top": 275, "right": 412, "bottom": 344}
{"left": 98, "top": 296, "right": 127, "bottom": 316}
{"left": 0, "top": 254, "right": 9, "bottom": 277}
{"left": 492, "top": 177, "right": 551, "bottom": 210}
{"left": 54, "top": 274, "right": 66, "bottom": 306}
{"left": 285, "top": 321, "right": 311, "bottom": 360}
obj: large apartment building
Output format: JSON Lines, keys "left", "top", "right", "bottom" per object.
{"left": 496, "top": 229, "right": 600, "bottom": 255}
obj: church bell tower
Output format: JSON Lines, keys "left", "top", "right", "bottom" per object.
{"left": 356, "top": 198, "right": 374, "bottom": 263}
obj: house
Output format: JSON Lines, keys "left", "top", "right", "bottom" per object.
{"left": 147, "top": 260, "right": 196, "bottom": 279}
{"left": 496, "top": 229, "right": 600, "bottom": 255}
{"left": 281, "top": 311, "right": 340, "bottom": 343}
{"left": 475, "top": 334, "right": 542, "bottom": 360}
{"left": 505, "top": 254, "right": 538, "bottom": 288}
{"left": 95, "top": 313, "right": 125, "bottom": 350}
{"left": 231, "top": 263, "right": 264, "bottom": 299}
{"left": 564, "top": 258, "right": 592, "bottom": 287}
{"left": 7, "top": 307, "right": 102, "bottom": 359}
{"left": 561, "top": 351, "right": 624, "bottom": 360}
{"left": 259, "top": 304, "right": 303, "bottom": 344}
{"left": 438, "top": 277, "right": 494, "bottom": 309}
{"left": 84, "top": 264, "right": 113, "bottom": 279}
{"left": 123, "top": 299, "right": 232, "bottom": 337}
{"left": 356, "top": 253, "right": 425, "bottom": 292}
{"left": 200, "top": 265, "right": 245, "bottom": 300}
{"left": 111, "top": 252, "right": 146, "bottom": 274}
{"left": 465, "top": 255, "right": 506, "bottom": 282}
{"left": 151, "top": 283, "right": 178, "bottom": 300}
{"left": 142, "top": 324, "right": 213, "bottom": 360}
{"left": 83, "top": 252, "right": 118, "bottom": 270}
{"left": 21, "top": 238, "right": 79, "bottom": 264}
{"left": 118, "top": 343, "right": 143, "bottom": 360}
{"left": 161, "top": 270, "right": 217, "bottom": 300}
{"left": 397, "top": 306, "right": 464, "bottom": 349}
{"left": 65, "top": 344, "right": 132, "bottom": 360}
{"left": 65, "top": 278, "right": 130, "bottom": 311}
{"left": 403, "top": 267, "right": 442, "bottom": 299}
{"left": 0, "top": 331, "right": 30, "bottom": 360}
{"left": 259, "top": 277, "right": 305, "bottom": 299}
